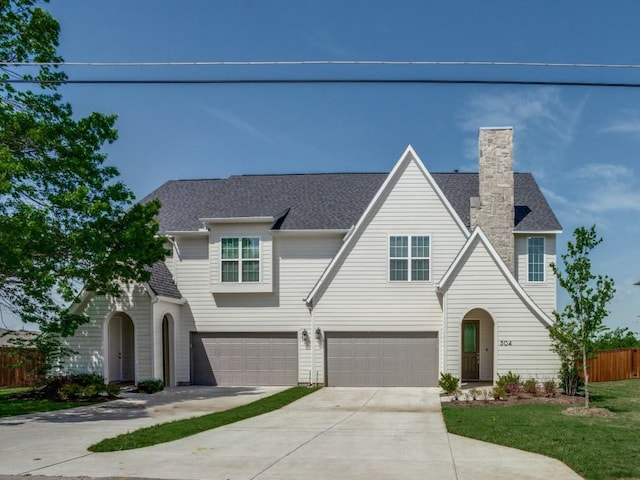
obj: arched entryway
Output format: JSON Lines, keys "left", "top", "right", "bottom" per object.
{"left": 461, "top": 308, "right": 494, "bottom": 382}
{"left": 161, "top": 314, "right": 174, "bottom": 387}
{"left": 107, "top": 313, "right": 135, "bottom": 384}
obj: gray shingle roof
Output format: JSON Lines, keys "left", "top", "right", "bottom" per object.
{"left": 146, "top": 261, "right": 182, "bottom": 299}
{"left": 141, "top": 172, "right": 561, "bottom": 233}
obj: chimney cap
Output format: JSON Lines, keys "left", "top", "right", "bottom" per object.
{"left": 479, "top": 126, "right": 513, "bottom": 131}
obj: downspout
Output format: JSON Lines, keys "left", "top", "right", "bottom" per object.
{"left": 310, "top": 302, "right": 315, "bottom": 386}
{"left": 443, "top": 291, "right": 448, "bottom": 374}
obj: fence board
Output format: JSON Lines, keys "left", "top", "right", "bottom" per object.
{"left": 585, "top": 348, "right": 640, "bottom": 382}
{"left": 0, "top": 347, "right": 43, "bottom": 387}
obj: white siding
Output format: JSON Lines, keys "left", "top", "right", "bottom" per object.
{"left": 210, "top": 224, "right": 273, "bottom": 293}
{"left": 66, "top": 284, "right": 153, "bottom": 381}
{"left": 171, "top": 231, "right": 343, "bottom": 384}
{"left": 445, "top": 236, "right": 559, "bottom": 381}
{"left": 312, "top": 159, "right": 469, "bottom": 384}
{"left": 514, "top": 234, "right": 557, "bottom": 316}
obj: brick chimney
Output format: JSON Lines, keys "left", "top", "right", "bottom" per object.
{"left": 469, "top": 127, "right": 515, "bottom": 273}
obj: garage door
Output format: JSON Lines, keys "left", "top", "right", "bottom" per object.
{"left": 326, "top": 332, "right": 438, "bottom": 387}
{"left": 191, "top": 333, "right": 298, "bottom": 386}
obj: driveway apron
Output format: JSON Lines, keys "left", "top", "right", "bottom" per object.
{"left": 0, "top": 387, "right": 582, "bottom": 480}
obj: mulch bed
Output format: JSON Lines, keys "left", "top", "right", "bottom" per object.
{"left": 444, "top": 392, "right": 585, "bottom": 407}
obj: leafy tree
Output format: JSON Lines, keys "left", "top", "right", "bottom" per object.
{"left": 0, "top": 0, "right": 167, "bottom": 370}
{"left": 549, "top": 225, "right": 615, "bottom": 407}
{"left": 591, "top": 327, "right": 640, "bottom": 351}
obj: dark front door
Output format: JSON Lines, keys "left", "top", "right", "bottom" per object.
{"left": 461, "top": 320, "right": 479, "bottom": 380}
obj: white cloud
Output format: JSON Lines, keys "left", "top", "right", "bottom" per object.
{"left": 577, "top": 163, "right": 633, "bottom": 180}
{"left": 600, "top": 120, "right": 640, "bottom": 135}
{"left": 572, "top": 162, "right": 640, "bottom": 213}
{"left": 458, "top": 88, "right": 586, "bottom": 168}
{"left": 600, "top": 110, "right": 640, "bottom": 135}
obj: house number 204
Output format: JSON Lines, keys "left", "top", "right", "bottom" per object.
{"left": 499, "top": 340, "right": 513, "bottom": 346}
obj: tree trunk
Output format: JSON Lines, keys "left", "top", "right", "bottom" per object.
{"left": 582, "top": 345, "right": 589, "bottom": 408}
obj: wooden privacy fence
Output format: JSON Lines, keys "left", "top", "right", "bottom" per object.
{"left": 0, "top": 347, "right": 43, "bottom": 387}
{"left": 585, "top": 348, "right": 640, "bottom": 382}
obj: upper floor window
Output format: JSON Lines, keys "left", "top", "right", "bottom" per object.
{"left": 221, "top": 237, "right": 260, "bottom": 283}
{"left": 527, "top": 237, "right": 545, "bottom": 282}
{"left": 389, "top": 235, "right": 430, "bottom": 281}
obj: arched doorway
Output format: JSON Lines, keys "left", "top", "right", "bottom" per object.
{"left": 461, "top": 308, "right": 494, "bottom": 381}
{"left": 107, "top": 313, "right": 135, "bottom": 384}
{"left": 162, "top": 314, "right": 174, "bottom": 387}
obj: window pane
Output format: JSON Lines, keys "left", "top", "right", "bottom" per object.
{"left": 242, "top": 260, "right": 260, "bottom": 282}
{"left": 221, "top": 238, "right": 239, "bottom": 259}
{"left": 528, "top": 237, "right": 544, "bottom": 282}
{"left": 411, "top": 259, "right": 429, "bottom": 281}
{"left": 221, "top": 261, "right": 239, "bottom": 282}
{"left": 390, "top": 236, "right": 408, "bottom": 258}
{"left": 463, "top": 323, "right": 477, "bottom": 353}
{"left": 411, "top": 236, "right": 430, "bottom": 258}
{"left": 242, "top": 237, "right": 260, "bottom": 259}
{"left": 390, "top": 259, "right": 408, "bottom": 281}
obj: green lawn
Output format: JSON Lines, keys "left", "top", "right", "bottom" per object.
{"left": 442, "top": 380, "right": 640, "bottom": 480}
{"left": 89, "top": 386, "right": 318, "bottom": 452}
{"left": 0, "top": 386, "right": 98, "bottom": 417}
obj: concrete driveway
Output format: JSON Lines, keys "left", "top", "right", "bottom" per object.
{"left": 0, "top": 387, "right": 581, "bottom": 480}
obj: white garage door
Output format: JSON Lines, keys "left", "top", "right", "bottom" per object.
{"left": 191, "top": 333, "right": 298, "bottom": 386}
{"left": 326, "top": 332, "right": 438, "bottom": 387}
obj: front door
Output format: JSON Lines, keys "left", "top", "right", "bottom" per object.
{"left": 461, "top": 320, "right": 479, "bottom": 380}
{"left": 108, "top": 315, "right": 135, "bottom": 383}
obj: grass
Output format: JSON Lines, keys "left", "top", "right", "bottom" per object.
{"left": 89, "top": 386, "right": 318, "bottom": 452}
{"left": 442, "top": 380, "right": 640, "bottom": 480}
{"left": 0, "top": 386, "right": 99, "bottom": 417}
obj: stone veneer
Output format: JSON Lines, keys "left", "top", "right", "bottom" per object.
{"left": 470, "top": 127, "right": 515, "bottom": 273}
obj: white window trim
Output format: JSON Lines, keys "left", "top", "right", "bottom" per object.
{"left": 526, "top": 236, "right": 545, "bottom": 283}
{"left": 220, "top": 236, "right": 261, "bottom": 283}
{"left": 388, "top": 234, "right": 431, "bottom": 282}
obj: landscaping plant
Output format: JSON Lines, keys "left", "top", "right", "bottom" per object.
{"left": 549, "top": 225, "right": 615, "bottom": 406}
{"left": 136, "top": 378, "right": 164, "bottom": 394}
{"left": 438, "top": 372, "right": 460, "bottom": 394}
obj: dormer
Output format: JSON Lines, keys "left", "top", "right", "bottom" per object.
{"left": 204, "top": 216, "right": 275, "bottom": 293}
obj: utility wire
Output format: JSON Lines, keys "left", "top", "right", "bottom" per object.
{"left": 5, "top": 78, "right": 640, "bottom": 88}
{"left": 6, "top": 60, "right": 640, "bottom": 69}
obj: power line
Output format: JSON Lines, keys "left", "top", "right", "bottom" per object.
{"left": 4, "top": 78, "right": 640, "bottom": 88}
{"left": 6, "top": 60, "right": 640, "bottom": 69}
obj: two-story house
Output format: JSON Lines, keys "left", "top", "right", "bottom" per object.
{"left": 67, "top": 127, "right": 562, "bottom": 387}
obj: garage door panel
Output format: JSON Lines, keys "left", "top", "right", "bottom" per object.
{"left": 326, "top": 332, "right": 438, "bottom": 387}
{"left": 191, "top": 333, "right": 298, "bottom": 386}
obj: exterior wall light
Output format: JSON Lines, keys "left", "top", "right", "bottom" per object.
{"left": 301, "top": 329, "right": 308, "bottom": 342}
{"left": 315, "top": 327, "right": 322, "bottom": 339}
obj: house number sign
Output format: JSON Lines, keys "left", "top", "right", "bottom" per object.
{"left": 499, "top": 340, "right": 513, "bottom": 346}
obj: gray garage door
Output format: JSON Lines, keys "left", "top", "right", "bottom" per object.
{"left": 191, "top": 333, "right": 298, "bottom": 386}
{"left": 326, "top": 332, "right": 438, "bottom": 387}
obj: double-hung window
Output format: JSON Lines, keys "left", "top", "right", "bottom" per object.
{"left": 527, "top": 237, "right": 545, "bottom": 282}
{"left": 389, "top": 235, "right": 430, "bottom": 281}
{"left": 221, "top": 237, "right": 260, "bottom": 283}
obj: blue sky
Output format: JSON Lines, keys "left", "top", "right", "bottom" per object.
{"left": 8, "top": 0, "right": 640, "bottom": 331}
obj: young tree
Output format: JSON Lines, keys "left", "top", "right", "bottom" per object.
{"left": 550, "top": 225, "right": 615, "bottom": 407}
{"left": 0, "top": 0, "right": 167, "bottom": 367}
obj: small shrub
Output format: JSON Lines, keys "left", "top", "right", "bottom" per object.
{"left": 41, "top": 373, "right": 113, "bottom": 401}
{"left": 544, "top": 380, "right": 557, "bottom": 397}
{"left": 136, "top": 378, "right": 164, "bottom": 394}
{"left": 438, "top": 372, "right": 460, "bottom": 394}
{"left": 523, "top": 378, "right": 538, "bottom": 395}
{"left": 105, "top": 383, "right": 121, "bottom": 397}
{"left": 497, "top": 371, "right": 521, "bottom": 395}
{"left": 491, "top": 385, "right": 506, "bottom": 400}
